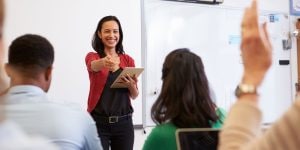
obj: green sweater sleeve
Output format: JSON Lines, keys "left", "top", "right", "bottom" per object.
{"left": 211, "top": 107, "right": 227, "bottom": 128}
{"left": 143, "top": 123, "right": 177, "bottom": 150}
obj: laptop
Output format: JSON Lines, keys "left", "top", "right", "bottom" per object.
{"left": 175, "top": 128, "right": 220, "bottom": 150}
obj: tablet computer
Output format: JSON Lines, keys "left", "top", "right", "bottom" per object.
{"left": 176, "top": 128, "right": 220, "bottom": 150}
{"left": 110, "top": 67, "right": 144, "bottom": 88}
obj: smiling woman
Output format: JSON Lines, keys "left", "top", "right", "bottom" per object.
{"left": 85, "top": 16, "right": 139, "bottom": 150}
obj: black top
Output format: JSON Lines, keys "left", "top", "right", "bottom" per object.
{"left": 93, "top": 68, "right": 133, "bottom": 116}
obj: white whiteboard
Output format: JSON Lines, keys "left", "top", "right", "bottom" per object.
{"left": 4, "top": 0, "right": 143, "bottom": 125}
{"left": 143, "top": 0, "right": 292, "bottom": 127}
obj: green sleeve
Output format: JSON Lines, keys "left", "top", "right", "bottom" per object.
{"left": 211, "top": 107, "right": 227, "bottom": 128}
{"left": 217, "top": 107, "right": 227, "bottom": 123}
{"left": 143, "top": 123, "right": 177, "bottom": 150}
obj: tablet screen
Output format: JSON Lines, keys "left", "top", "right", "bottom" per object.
{"left": 176, "top": 128, "right": 219, "bottom": 150}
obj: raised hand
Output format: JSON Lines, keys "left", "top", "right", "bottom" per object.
{"left": 240, "top": 0, "right": 272, "bottom": 86}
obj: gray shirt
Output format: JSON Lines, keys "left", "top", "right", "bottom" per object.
{"left": 3, "top": 85, "right": 103, "bottom": 150}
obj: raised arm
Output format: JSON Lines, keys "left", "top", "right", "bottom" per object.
{"left": 218, "top": 0, "right": 273, "bottom": 149}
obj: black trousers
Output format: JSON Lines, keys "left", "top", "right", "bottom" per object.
{"left": 92, "top": 114, "right": 134, "bottom": 150}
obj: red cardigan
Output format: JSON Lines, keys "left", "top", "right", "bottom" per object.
{"left": 85, "top": 52, "right": 135, "bottom": 112}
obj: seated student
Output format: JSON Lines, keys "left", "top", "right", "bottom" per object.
{"left": 218, "top": 0, "right": 299, "bottom": 149}
{"left": 143, "top": 48, "right": 226, "bottom": 150}
{"left": 2, "top": 34, "right": 103, "bottom": 150}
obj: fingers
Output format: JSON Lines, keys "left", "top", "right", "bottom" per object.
{"left": 121, "top": 74, "right": 137, "bottom": 88}
{"left": 262, "top": 23, "right": 272, "bottom": 50}
{"left": 252, "top": 0, "right": 257, "bottom": 11}
{"left": 240, "top": 0, "right": 273, "bottom": 86}
{"left": 104, "top": 56, "right": 120, "bottom": 71}
{"left": 241, "top": 0, "right": 258, "bottom": 31}
{"left": 132, "top": 74, "right": 138, "bottom": 82}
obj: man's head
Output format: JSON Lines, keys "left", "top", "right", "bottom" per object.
{"left": 6, "top": 34, "right": 54, "bottom": 92}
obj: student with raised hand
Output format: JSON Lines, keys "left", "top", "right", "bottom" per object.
{"left": 143, "top": 48, "right": 226, "bottom": 150}
{"left": 218, "top": 0, "right": 299, "bottom": 149}
{"left": 3, "top": 34, "right": 103, "bottom": 150}
{"left": 85, "top": 16, "right": 138, "bottom": 150}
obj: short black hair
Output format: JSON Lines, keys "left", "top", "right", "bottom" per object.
{"left": 8, "top": 34, "right": 54, "bottom": 76}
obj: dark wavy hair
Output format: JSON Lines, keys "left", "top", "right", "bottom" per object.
{"left": 151, "top": 48, "right": 218, "bottom": 128}
{"left": 91, "top": 15, "right": 124, "bottom": 57}
{"left": 8, "top": 34, "right": 54, "bottom": 77}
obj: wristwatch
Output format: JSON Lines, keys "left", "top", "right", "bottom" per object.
{"left": 235, "top": 83, "right": 257, "bottom": 97}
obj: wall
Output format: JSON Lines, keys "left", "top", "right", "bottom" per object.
{"left": 4, "top": 0, "right": 143, "bottom": 125}
{"left": 143, "top": 0, "right": 293, "bottom": 127}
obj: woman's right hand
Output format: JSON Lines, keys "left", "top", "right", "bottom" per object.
{"left": 103, "top": 56, "right": 120, "bottom": 72}
{"left": 91, "top": 56, "right": 119, "bottom": 72}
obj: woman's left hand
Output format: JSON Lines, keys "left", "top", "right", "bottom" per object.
{"left": 121, "top": 74, "right": 137, "bottom": 88}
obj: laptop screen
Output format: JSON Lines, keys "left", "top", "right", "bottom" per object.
{"left": 175, "top": 128, "right": 220, "bottom": 150}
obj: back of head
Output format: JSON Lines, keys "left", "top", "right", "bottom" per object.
{"left": 151, "top": 48, "right": 218, "bottom": 128}
{"left": 8, "top": 34, "right": 54, "bottom": 77}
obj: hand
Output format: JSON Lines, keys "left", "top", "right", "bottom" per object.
{"left": 121, "top": 74, "right": 137, "bottom": 88}
{"left": 240, "top": 0, "right": 272, "bottom": 86}
{"left": 104, "top": 56, "right": 120, "bottom": 72}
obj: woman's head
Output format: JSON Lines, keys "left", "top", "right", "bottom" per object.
{"left": 151, "top": 48, "right": 218, "bottom": 128}
{"left": 92, "top": 16, "right": 124, "bottom": 57}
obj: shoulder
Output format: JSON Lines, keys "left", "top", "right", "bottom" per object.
{"left": 120, "top": 53, "right": 133, "bottom": 60}
{"left": 150, "top": 123, "right": 177, "bottom": 138}
{"left": 85, "top": 52, "right": 99, "bottom": 60}
{"left": 216, "top": 107, "right": 227, "bottom": 118}
{"left": 152, "top": 122, "right": 177, "bottom": 132}
{"left": 119, "top": 53, "right": 135, "bottom": 67}
{"left": 143, "top": 123, "right": 177, "bottom": 150}
{"left": 211, "top": 107, "right": 227, "bottom": 128}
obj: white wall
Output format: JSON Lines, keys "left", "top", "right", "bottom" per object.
{"left": 223, "top": 0, "right": 289, "bottom": 12}
{"left": 143, "top": 0, "right": 294, "bottom": 127}
{"left": 4, "top": 0, "right": 143, "bottom": 125}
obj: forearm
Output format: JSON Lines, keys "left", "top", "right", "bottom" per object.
{"left": 91, "top": 59, "right": 105, "bottom": 72}
{"left": 220, "top": 97, "right": 300, "bottom": 150}
{"left": 250, "top": 99, "right": 300, "bottom": 150}
{"left": 218, "top": 74, "right": 262, "bottom": 150}
{"left": 218, "top": 99, "right": 262, "bottom": 150}
{"left": 128, "top": 85, "right": 138, "bottom": 99}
